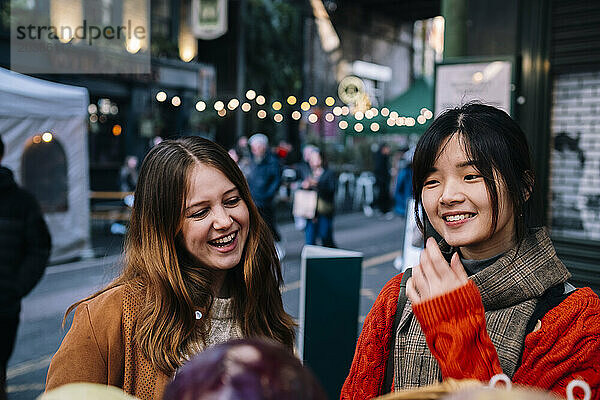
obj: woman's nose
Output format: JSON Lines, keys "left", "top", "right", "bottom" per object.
{"left": 439, "top": 183, "right": 465, "bottom": 205}
{"left": 212, "top": 207, "right": 233, "bottom": 230}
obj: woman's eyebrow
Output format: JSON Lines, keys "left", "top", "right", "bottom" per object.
{"left": 456, "top": 160, "right": 477, "bottom": 168}
{"left": 223, "top": 187, "right": 238, "bottom": 196}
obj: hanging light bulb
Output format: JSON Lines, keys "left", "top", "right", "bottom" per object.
{"left": 214, "top": 101, "right": 225, "bottom": 111}
{"left": 246, "top": 90, "right": 257, "bottom": 100}
{"left": 227, "top": 98, "right": 240, "bottom": 110}
{"left": 156, "top": 91, "right": 167, "bottom": 102}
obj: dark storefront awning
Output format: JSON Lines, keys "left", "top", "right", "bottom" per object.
{"left": 344, "top": 78, "right": 434, "bottom": 135}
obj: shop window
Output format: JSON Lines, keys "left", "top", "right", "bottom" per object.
{"left": 21, "top": 134, "right": 69, "bottom": 213}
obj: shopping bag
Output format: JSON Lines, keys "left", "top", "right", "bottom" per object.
{"left": 292, "top": 189, "right": 318, "bottom": 219}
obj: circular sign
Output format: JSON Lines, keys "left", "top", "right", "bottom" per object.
{"left": 338, "top": 76, "right": 365, "bottom": 105}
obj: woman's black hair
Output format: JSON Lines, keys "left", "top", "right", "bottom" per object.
{"left": 412, "top": 102, "right": 535, "bottom": 246}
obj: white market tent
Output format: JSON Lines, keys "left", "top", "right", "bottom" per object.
{"left": 0, "top": 67, "right": 91, "bottom": 263}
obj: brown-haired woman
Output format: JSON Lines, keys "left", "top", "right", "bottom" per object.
{"left": 45, "top": 136, "right": 296, "bottom": 400}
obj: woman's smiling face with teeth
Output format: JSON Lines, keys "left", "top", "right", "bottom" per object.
{"left": 181, "top": 163, "right": 250, "bottom": 273}
{"left": 421, "top": 134, "right": 516, "bottom": 259}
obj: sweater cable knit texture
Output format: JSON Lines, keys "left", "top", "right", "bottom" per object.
{"left": 340, "top": 275, "right": 600, "bottom": 400}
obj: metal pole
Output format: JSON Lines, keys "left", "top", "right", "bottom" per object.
{"left": 235, "top": 0, "right": 247, "bottom": 139}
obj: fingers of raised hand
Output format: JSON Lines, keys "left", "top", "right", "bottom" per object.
{"left": 413, "top": 238, "right": 469, "bottom": 302}
{"left": 406, "top": 277, "right": 421, "bottom": 304}
{"left": 450, "top": 252, "right": 469, "bottom": 283}
{"left": 411, "top": 263, "right": 429, "bottom": 300}
{"left": 423, "top": 237, "right": 450, "bottom": 280}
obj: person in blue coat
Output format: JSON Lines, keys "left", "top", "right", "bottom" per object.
{"left": 394, "top": 147, "right": 414, "bottom": 217}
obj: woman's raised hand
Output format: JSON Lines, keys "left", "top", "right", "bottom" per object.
{"left": 406, "top": 237, "right": 469, "bottom": 305}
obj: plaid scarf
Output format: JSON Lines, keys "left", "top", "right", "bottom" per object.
{"left": 393, "top": 228, "right": 571, "bottom": 389}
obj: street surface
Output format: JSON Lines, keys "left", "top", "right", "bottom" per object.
{"left": 7, "top": 211, "right": 406, "bottom": 399}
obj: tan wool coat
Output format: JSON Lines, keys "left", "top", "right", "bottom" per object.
{"left": 45, "top": 284, "right": 171, "bottom": 400}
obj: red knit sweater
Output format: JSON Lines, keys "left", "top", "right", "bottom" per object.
{"left": 340, "top": 275, "right": 600, "bottom": 400}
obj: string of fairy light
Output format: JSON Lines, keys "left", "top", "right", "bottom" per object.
{"left": 154, "top": 89, "right": 434, "bottom": 133}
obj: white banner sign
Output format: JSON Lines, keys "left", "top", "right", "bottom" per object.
{"left": 435, "top": 61, "right": 512, "bottom": 117}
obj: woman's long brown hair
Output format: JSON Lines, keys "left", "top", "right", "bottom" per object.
{"left": 64, "top": 136, "right": 295, "bottom": 374}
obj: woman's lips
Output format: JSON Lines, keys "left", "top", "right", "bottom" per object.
{"left": 208, "top": 231, "right": 238, "bottom": 253}
{"left": 442, "top": 213, "right": 477, "bottom": 227}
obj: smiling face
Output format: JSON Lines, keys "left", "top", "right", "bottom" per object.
{"left": 421, "top": 134, "right": 516, "bottom": 259}
{"left": 180, "top": 163, "right": 250, "bottom": 280}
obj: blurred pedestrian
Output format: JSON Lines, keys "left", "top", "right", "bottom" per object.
{"left": 111, "top": 155, "right": 139, "bottom": 235}
{"left": 46, "top": 137, "right": 295, "bottom": 400}
{"left": 373, "top": 143, "right": 392, "bottom": 217}
{"left": 163, "top": 338, "right": 327, "bottom": 400}
{"left": 302, "top": 149, "right": 336, "bottom": 248}
{"left": 275, "top": 140, "right": 293, "bottom": 166}
{"left": 119, "top": 156, "right": 139, "bottom": 192}
{"left": 295, "top": 144, "right": 317, "bottom": 182}
{"left": 393, "top": 147, "right": 414, "bottom": 217}
{"left": 342, "top": 104, "right": 600, "bottom": 399}
{"left": 246, "top": 133, "right": 282, "bottom": 244}
{"left": 234, "top": 136, "right": 252, "bottom": 177}
{"left": 235, "top": 135, "right": 251, "bottom": 162}
{"left": 0, "top": 135, "right": 51, "bottom": 400}
{"left": 292, "top": 144, "right": 317, "bottom": 230}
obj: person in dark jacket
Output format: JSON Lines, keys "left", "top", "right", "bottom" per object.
{"left": 0, "top": 135, "right": 51, "bottom": 400}
{"left": 247, "top": 133, "right": 281, "bottom": 242}
{"left": 302, "top": 149, "right": 336, "bottom": 247}
{"left": 374, "top": 143, "right": 392, "bottom": 215}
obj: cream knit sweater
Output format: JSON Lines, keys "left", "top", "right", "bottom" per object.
{"left": 190, "top": 297, "right": 243, "bottom": 355}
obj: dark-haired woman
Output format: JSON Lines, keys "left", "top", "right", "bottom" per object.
{"left": 46, "top": 137, "right": 296, "bottom": 400}
{"left": 341, "top": 103, "right": 600, "bottom": 399}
